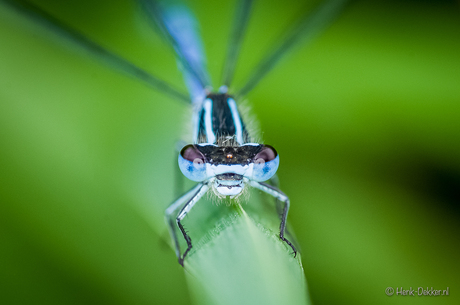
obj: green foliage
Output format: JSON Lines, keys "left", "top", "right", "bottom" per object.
{"left": 1, "top": 0, "right": 460, "bottom": 305}
{"left": 184, "top": 202, "right": 308, "bottom": 305}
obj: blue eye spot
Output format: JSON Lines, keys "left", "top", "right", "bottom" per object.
{"left": 252, "top": 154, "right": 279, "bottom": 182}
{"left": 178, "top": 145, "right": 207, "bottom": 181}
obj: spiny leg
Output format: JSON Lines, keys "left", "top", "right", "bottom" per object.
{"left": 165, "top": 184, "right": 201, "bottom": 259}
{"left": 159, "top": 144, "right": 188, "bottom": 248}
{"left": 165, "top": 183, "right": 209, "bottom": 266}
{"left": 250, "top": 180, "right": 297, "bottom": 257}
{"left": 269, "top": 175, "right": 295, "bottom": 242}
{"left": 269, "top": 175, "right": 283, "bottom": 216}
{"left": 176, "top": 183, "right": 209, "bottom": 265}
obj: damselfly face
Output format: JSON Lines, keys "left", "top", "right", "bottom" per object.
{"left": 179, "top": 143, "right": 279, "bottom": 197}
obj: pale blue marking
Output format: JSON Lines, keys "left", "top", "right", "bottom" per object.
{"left": 203, "top": 99, "right": 216, "bottom": 143}
{"left": 252, "top": 155, "right": 279, "bottom": 182}
{"left": 227, "top": 98, "right": 244, "bottom": 144}
{"left": 178, "top": 153, "right": 207, "bottom": 182}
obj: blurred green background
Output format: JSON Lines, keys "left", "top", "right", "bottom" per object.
{"left": 1, "top": 0, "right": 459, "bottom": 304}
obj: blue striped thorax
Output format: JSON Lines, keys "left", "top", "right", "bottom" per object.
{"left": 178, "top": 93, "right": 279, "bottom": 197}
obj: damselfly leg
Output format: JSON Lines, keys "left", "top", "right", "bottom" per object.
{"left": 250, "top": 181, "right": 297, "bottom": 256}
{"left": 165, "top": 183, "right": 210, "bottom": 266}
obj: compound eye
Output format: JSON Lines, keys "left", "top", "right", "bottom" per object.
{"left": 178, "top": 145, "right": 207, "bottom": 182}
{"left": 254, "top": 145, "right": 277, "bottom": 164}
{"left": 252, "top": 145, "right": 279, "bottom": 182}
{"left": 181, "top": 145, "right": 205, "bottom": 163}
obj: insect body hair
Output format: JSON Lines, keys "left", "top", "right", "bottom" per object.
{"left": 207, "top": 179, "right": 251, "bottom": 206}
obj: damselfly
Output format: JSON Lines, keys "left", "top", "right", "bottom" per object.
{"left": 2, "top": 0, "right": 348, "bottom": 266}
{"left": 143, "top": 0, "right": 348, "bottom": 266}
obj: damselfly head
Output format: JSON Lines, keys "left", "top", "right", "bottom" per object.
{"left": 178, "top": 144, "right": 280, "bottom": 196}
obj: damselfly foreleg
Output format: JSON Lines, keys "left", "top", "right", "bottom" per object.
{"left": 250, "top": 181, "right": 297, "bottom": 257}
{"left": 269, "top": 175, "right": 295, "bottom": 243}
{"left": 268, "top": 175, "right": 284, "bottom": 219}
{"left": 165, "top": 182, "right": 209, "bottom": 265}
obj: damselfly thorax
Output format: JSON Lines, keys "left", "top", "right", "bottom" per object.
{"left": 179, "top": 92, "right": 279, "bottom": 198}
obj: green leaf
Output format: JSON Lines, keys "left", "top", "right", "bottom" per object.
{"left": 168, "top": 187, "right": 309, "bottom": 305}
{"left": 184, "top": 203, "right": 308, "bottom": 305}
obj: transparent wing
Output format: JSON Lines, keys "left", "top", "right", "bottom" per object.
{"left": 236, "top": 0, "right": 349, "bottom": 97}
{"left": 220, "top": 0, "right": 254, "bottom": 90}
{"left": 0, "top": 0, "right": 190, "bottom": 103}
{"left": 140, "top": 0, "right": 211, "bottom": 102}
